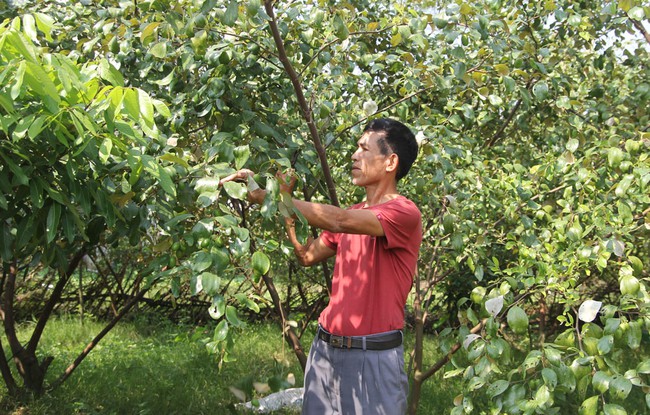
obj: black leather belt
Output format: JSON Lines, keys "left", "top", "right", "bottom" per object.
{"left": 317, "top": 327, "right": 402, "bottom": 350}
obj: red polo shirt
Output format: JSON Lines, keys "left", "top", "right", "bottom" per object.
{"left": 318, "top": 196, "right": 422, "bottom": 336}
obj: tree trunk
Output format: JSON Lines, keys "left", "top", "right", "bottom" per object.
{"left": 1, "top": 250, "right": 85, "bottom": 396}
{"left": 264, "top": 0, "right": 339, "bottom": 208}
{"left": 3, "top": 262, "right": 49, "bottom": 395}
{"left": 0, "top": 263, "right": 18, "bottom": 396}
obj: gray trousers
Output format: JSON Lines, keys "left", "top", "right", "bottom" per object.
{"left": 301, "top": 335, "right": 408, "bottom": 415}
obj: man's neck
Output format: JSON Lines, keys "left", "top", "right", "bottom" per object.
{"left": 364, "top": 182, "right": 400, "bottom": 207}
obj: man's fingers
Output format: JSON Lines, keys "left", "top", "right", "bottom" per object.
{"left": 220, "top": 169, "right": 255, "bottom": 185}
{"left": 239, "top": 169, "right": 254, "bottom": 178}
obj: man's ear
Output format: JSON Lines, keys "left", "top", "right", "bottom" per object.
{"left": 386, "top": 153, "right": 399, "bottom": 174}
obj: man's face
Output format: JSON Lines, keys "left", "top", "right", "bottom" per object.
{"left": 350, "top": 131, "right": 391, "bottom": 186}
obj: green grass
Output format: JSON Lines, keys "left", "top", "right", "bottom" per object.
{"left": 0, "top": 316, "right": 458, "bottom": 414}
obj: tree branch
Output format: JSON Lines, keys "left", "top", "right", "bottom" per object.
{"left": 264, "top": 0, "right": 339, "bottom": 207}
{"left": 0, "top": 263, "right": 18, "bottom": 396}
{"left": 630, "top": 18, "right": 650, "bottom": 45}
{"left": 332, "top": 85, "right": 437, "bottom": 146}
{"left": 418, "top": 320, "right": 485, "bottom": 382}
{"left": 486, "top": 78, "right": 537, "bottom": 147}
{"left": 27, "top": 248, "right": 87, "bottom": 355}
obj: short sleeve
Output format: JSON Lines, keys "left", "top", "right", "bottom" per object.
{"left": 369, "top": 198, "right": 422, "bottom": 250}
{"left": 320, "top": 229, "right": 339, "bottom": 250}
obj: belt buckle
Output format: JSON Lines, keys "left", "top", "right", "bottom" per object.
{"left": 329, "top": 334, "right": 345, "bottom": 348}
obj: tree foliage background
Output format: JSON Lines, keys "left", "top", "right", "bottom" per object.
{"left": 0, "top": 0, "right": 648, "bottom": 413}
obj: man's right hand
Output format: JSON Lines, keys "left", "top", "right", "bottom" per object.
{"left": 219, "top": 169, "right": 266, "bottom": 204}
{"left": 218, "top": 169, "right": 255, "bottom": 186}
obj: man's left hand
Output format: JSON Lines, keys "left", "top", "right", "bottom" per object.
{"left": 277, "top": 169, "right": 297, "bottom": 195}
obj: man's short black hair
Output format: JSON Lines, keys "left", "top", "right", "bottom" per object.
{"left": 363, "top": 118, "right": 418, "bottom": 181}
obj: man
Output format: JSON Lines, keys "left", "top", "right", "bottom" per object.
{"left": 222, "top": 118, "right": 422, "bottom": 414}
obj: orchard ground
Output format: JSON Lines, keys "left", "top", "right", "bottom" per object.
{"left": 0, "top": 316, "right": 459, "bottom": 414}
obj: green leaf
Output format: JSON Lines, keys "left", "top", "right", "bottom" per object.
{"left": 604, "top": 318, "right": 620, "bottom": 335}
{"left": 122, "top": 88, "right": 140, "bottom": 121}
{"left": 213, "top": 319, "right": 229, "bottom": 341}
{"left": 34, "top": 12, "right": 55, "bottom": 41}
{"left": 486, "top": 380, "right": 509, "bottom": 398}
{"left": 627, "top": 7, "right": 645, "bottom": 21}
{"left": 233, "top": 145, "right": 250, "bottom": 170}
{"left": 6, "top": 30, "right": 36, "bottom": 62}
{"left": 637, "top": 359, "right": 650, "bottom": 374}
{"left": 46, "top": 203, "right": 61, "bottom": 244}
{"left": 222, "top": 0, "right": 239, "bottom": 26}
{"left": 29, "top": 179, "right": 44, "bottom": 209}
{"left": 603, "top": 404, "right": 627, "bottom": 415}
{"left": 10, "top": 61, "right": 26, "bottom": 100}
{"left": 619, "top": 274, "right": 640, "bottom": 296}
{"left": 159, "top": 153, "right": 190, "bottom": 169}
{"left": 607, "top": 147, "right": 625, "bottom": 168}
{"left": 200, "top": 272, "right": 220, "bottom": 295}
{"left": 15, "top": 216, "right": 34, "bottom": 249}
{"left": 99, "top": 137, "right": 113, "bottom": 163}
{"left": 579, "top": 396, "right": 599, "bottom": 415}
{"left": 24, "top": 62, "right": 60, "bottom": 113}
{"left": 157, "top": 165, "right": 176, "bottom": 197}
{"left": 628, "top": 256, "right": 643, "bottom": 275}
{"left": 532, "top": 81, "right": 549, "bottom": 100}
{"left": 245, "top": 0, "right": 260, "bottom": 16}
{"left": 541, "top": 368, "right": 558, "bottom": 390}
{"left": 626, "top": 321, "right": 642, "bottom": 349}
{"left": 507, "top": 306, "right": 529, "bottom": 334}
{"left": 137, "top": 89, "right": 154, "bottom": 127}
{"left": 22, "top": 14, "right": 37, "bottom": 41}
{"left": 98, "top": 59, "right": 124, "bottom": 87}
{"left": 467, "top": 376, "right": 486, "bottom": 391}
{"left": 209, "top": 295, "right": 226, "bottom": 320}
{"left": 597, "top": 335, "right": 614, "bottom": 354}
{"left": 593, "top": 371, "right": 611, "bottom": 394}
{"left": 212, "top": 248, "right": 230, "bottom": 274}
{"left": 62, "top": 211, "right": 76, "bottom": 243}
{"left": 619, "top": 0, "right": 633, "bottom": 12}
{"left": 235, "top": 293, "right": 260, "bottom": 313}
{"left": 251, "top": 251, "right": 270, "bottom": 277}
{"left": 333, "top": 14, "right": 349, "bottom": 40}
{"left": 152, "top": 98, "right": 171, "bottom": 118}
{"left": 27, "top": 114, "right": 47, "bottom": 139}
{"left": 533, "top": 385, "right": 550, "bottom": 405}
{"left": 195, "top": 177, "right": 221, "bottom": 193}
{"left": 609, "top": 376, "right": 632, "bottom": 400}
{"left": 556, "top": 364, "right": 576, "bottom": 392}
{"left": 140, "top": 22, "right": 161, "bottom": 45}
{"left": 567, "top": 138, "right": 579, "bottom": 153}
{"left": 164, "top": 213, "right": 193, "bottom": 229}
{"left": 190, "top": 273, "right": 203, "bottom": 295}
{"left": 488, "top": 94, "right": 503, "bottom": 106}
{"left": 191, "top": 251, "right": 213, "bottom": 273}
{"left": 225, "top": 305, "right": 244, "bottom": 328}
{"left": 149, "top": 41, "right": 167, "bottom": 58}
{"left": 222, "top": 181, "right": 247, "bottom": 200}
{"left": 556, "top": 95, "right": 571, "bottom": 109}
